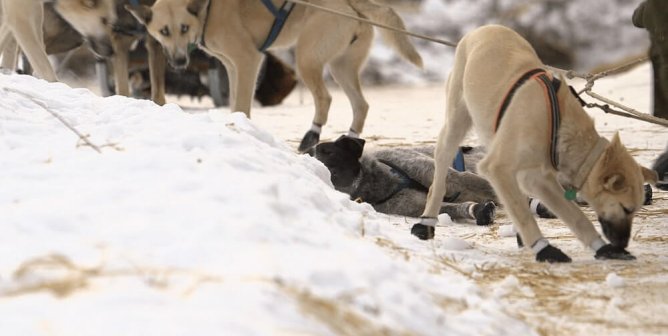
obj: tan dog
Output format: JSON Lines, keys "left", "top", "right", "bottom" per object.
{"left": 0, "top": 0, "right": 116, "bottom": 81}
{"left": 413, "top": 25, "right": 657, "bottom": 262}
{"left": 127, "top": 0, "right": 423, "bottom": 151}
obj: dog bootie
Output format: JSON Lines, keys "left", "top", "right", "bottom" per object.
{"left": 411, "top": 224, "right": 434, "bottom": 240}
{"left": 471, "top": 201, "right": 496, "bottom": 226}
{"left": 536, "top": 244, "right": 572, "bottom": 263}
{"left": 298, "top": 130, "right": 321, "bottom": 153}
{"left": 411, "top": 218, "right": 436, "bottom": 240}
{"left": 529, "top": 198, "right": 556, "bottom": 219}
{"left": 595, "top": 244, "right": 636, "bottom": 260}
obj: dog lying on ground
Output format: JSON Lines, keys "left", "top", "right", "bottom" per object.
{"left": 414, "top": 25, "right": 657, "bottom": 263}
{"left": 312, "top": 136, "right": 563, "bottom": 224}
{"left": 0, "top": 0, "right": 116, "bottom": 81}
{"left": 313, "top": 136, "right": 498, "bottom": 225}
{"left": 127, "top": 0, "right": 423, "bottom": 152}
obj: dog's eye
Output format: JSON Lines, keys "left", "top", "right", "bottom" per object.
{"left": 160, "top": 26, "right": 170, "bottom": 37}
{"left": 181, "top": 24, "right": 189, "bottom": 34}
{"left": 101, "top": 17, "right": 108, "bottom": 26}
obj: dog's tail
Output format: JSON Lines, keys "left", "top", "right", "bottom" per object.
{"left": 347, "top": 0, "right": 423, "bottom": 69}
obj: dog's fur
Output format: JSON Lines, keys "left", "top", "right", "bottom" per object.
{"left": 107, "top": 0, "right": 168, "bottom": 104}
{"left": 313, "top": 136, "right": 498, "bottom": 225}
{"left": 0, "top": 0, "right": 116, "bottom": 81}
{"left": 127, "top": 0, "right": 423, "bottom": 150}
{"left": 418, "top": 25, "right": 657, "bottom": 262}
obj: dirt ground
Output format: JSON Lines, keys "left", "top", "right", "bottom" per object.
{"left": 173, "top": 67, "right": 668, "bottom": 335}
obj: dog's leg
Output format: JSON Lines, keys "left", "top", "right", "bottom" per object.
{"left": 146, "top": 36, "right": 166, "bottom": 105}
{"left": 111, "top": 35, "right": 134, "bottom": 97}
{"left": 481, "top": 162, "right": 572, "bottom": 262}
{"left": 519, "top": 169, "right": 633, "bottom": 260}
{"left": 228, "top": 50, "right": 264, "bottom": 117}
{"left": 329, "top": 25, "right": 373, "bottom": 138}
{"left": 0, "top": 35, "right": 18, "bottom": 70}
{"left": 7, "top": 2, "right": 56, "bottom": 81}
{"left": 413, "top": 76, "right": 471, "bottom": 239}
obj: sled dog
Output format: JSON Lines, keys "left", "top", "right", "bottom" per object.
{"left": 413, "top": 25, "right": 657, "bottom": 263}
{"left": 312, "top": 136, "right": 498, "bottom": 224}
{"left": 127, "top": 0, "right": 423, "bottom": 151}
{"left": 0, "top": 0, "right": 116, "bottom": 81}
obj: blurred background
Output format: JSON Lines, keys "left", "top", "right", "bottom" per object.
{"left": 50, "top": 0, "right": 649, "bottom": 97}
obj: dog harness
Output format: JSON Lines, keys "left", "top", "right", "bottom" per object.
{"left": 363, "top": 159, "right": 425, "bottom": 206}
{"left": 494, "top": 68, "right": 562, "bottom": 170}
{"left": 259, "top": 0, "right": 296, "bottom": 52}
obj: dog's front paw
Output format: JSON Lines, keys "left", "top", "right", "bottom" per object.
{"left": 298, "top": 130, "right": 320, "bottom": 153}
{"left": 536, "top": 244, "right": 572, "bottom": 263}
{"left": 473, "top": 201, "right": 496, "bottom": 226}
{"left": 411, "top": 223, "right": 435, "bottom": 240}
{"left": 595, "top": 244, "right": 636, "bottom": 260}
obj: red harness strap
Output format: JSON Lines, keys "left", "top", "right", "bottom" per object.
{"left": 494, "top": 68, "right": 563, "bottom": 169}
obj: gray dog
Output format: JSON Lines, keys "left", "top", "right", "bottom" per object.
{"left": 312, "top": 136, "right": 499, "bottom": 225}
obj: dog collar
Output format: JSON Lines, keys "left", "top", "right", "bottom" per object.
{"left": 569, "top": 136, "right": 609, "bottom": 191}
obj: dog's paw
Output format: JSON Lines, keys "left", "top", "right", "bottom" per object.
{"left": 298, "top": 131, "right": 320, "bottom": 153}
{"left": 473, "top": 201, "right": 496, "bottom": 226}
{"left": 536, "top": 244, "right": 572, "bottom": 263}
{"left": 411, "top": 223, "right": 435, "bottom": 240}
{"left": 595, "top": 244, "right": 636, "bottom": 260}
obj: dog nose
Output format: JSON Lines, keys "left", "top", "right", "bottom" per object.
{"left": 599, "top": 217, "right": 630, "bottom": 248}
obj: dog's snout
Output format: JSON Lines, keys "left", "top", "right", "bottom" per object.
{"left": 599, "top": 217, "right": 631, "bottom": 248}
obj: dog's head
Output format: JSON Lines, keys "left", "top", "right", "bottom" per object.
{"left": 54, "top": 0, "right": 117, "bottom": 57}
{"left": 579, "top": 133, "right": 658, "bottom": 248}
{"left": 127, "top": 0, "right": 208, "bottom": 70}
{"left": 312, "top": 136, "right": 365, "bottom": 189}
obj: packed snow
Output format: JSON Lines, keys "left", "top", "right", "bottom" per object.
{"left": 0, "top": 74, "right": 536, "bottom": 335}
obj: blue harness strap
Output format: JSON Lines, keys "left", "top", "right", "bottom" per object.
{"left": 452, "top": 148, "right": 465, "bottom": 172}
{"left": 259, "top": 0, "right": 296, "bottom": 52}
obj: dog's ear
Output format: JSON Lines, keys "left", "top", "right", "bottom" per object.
{"left": 641, "top": 166, "right": 659, "bottom": 184}
{"left": 334, "top": 136, "right": 365, "bottom": 159}
{"left": 603, "top": 174, "right": 626, "bottom": 193}
{"left": 187, "top": 0, "right": 209, "bottom": 17}
{"left": 81, "top": 0, "right": 98, "bottom": 9}
{"left": 125, "top": 5, "right": 153, "bottom": 26}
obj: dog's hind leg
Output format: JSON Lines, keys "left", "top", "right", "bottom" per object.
{"left": 329, "top": 25, "right": 373, "bottom": 137}
{"left": 294, "top": 43, "right": 334, "bottom": 152}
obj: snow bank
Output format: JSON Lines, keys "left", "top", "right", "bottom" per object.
{"left": 0, "top": 74, "right": 534, "bottom": 335}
